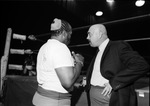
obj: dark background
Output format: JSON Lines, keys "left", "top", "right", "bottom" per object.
{"left": 1, "top": 0, "right": 150, "bottom": 72}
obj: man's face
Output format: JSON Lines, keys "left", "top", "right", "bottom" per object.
{"left": 87, "top": 28, "right": 100, "bottom": 47}
{"left": 64, "top": 31, "right": 72, "bottom": 45}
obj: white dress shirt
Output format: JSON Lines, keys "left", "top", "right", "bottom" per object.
{"left": 90, "top": 39, "right": 109, "bottom": 87}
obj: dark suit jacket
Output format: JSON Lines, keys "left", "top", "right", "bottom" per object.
{"left": 86, "top": 40, "right": 149, "bottom": 106}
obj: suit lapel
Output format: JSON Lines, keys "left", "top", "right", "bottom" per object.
{"left": 101, "top": 41, "right": 111, "bottom": 67}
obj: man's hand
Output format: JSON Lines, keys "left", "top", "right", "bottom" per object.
{"left": 72, "top": 51, "right": 84, "bottom": 66}
{"left": 101, "top": 82, "right": 112, "bottom": 98}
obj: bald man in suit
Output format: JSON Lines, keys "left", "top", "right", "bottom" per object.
{"left": 85, "top": 24, "right": 149, "bottom": 106}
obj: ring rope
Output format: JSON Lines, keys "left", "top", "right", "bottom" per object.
{"left": 29, "top": 37, "right": 150, "bottom": 53}
{"left": 27, "top": 14, "right": 150, "bottom": 39}
{"left": 69, "top": 37, "right": 150, "bottom": 48}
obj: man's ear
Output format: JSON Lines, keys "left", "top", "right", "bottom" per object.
{"left": 98, "top": 31, "right": 102, "bottom": 39}
{"left": 62, "top": 31, "right": 67, "bottom": 38}
{"left": 59, "top": 31, "right": 65, "bottom": 38}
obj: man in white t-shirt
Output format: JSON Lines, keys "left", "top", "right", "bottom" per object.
{"left": 32, "top": 18, "right": 84, "bottom": 106}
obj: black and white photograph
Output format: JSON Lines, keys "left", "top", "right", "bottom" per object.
{"left": 0, "top": 0, "right": 150, "bottom": 106}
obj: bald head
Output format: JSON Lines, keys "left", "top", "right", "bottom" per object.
{"left": 87, "top": 24, "right": 108, "bottom": 47}
{"left": 89, "top": 24, "right": 107, "bottom": 36}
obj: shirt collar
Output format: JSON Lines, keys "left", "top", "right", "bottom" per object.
{"left": 98, "top": 38, "right": 109, "bottom": 52}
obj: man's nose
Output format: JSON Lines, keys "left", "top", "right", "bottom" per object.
{"left": 86, "top": 36, "right": 89, "bottom": 39}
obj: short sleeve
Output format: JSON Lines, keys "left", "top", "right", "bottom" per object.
{"left": 53, "top": 44, "right": 74, "bottom": 68}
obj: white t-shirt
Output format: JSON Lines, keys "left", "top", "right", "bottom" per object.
{"left": 36, "top": 39, "right": 74, "bottom": 93}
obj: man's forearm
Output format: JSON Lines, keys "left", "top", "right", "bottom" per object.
{"left": 71, "top": 62, "right": 83, "bottom": 86}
